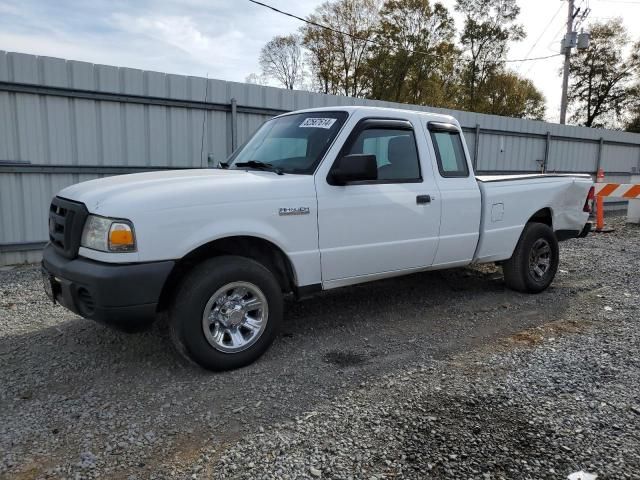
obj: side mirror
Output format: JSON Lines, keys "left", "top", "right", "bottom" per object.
{"left": 330, "top": 154, "right": 378, "bottom": 185}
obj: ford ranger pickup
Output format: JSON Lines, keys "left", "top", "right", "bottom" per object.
{"left": 42, "top": 106, "right": 594, "bottom": 370}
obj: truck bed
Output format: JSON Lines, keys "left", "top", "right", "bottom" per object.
{"left": 473, "top": 174, "right": 593, "bottom": 264}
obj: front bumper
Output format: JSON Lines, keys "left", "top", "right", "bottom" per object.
{"left": 42, "top": 244, "right": 174, "bottom": 330}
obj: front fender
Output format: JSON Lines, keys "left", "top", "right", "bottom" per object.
{"left": 134, "top": 199, "right": 321, "bottom": 287}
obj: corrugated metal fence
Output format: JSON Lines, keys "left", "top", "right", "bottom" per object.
{"left": 1, "top": 50, "right": 640, "bottom": 265}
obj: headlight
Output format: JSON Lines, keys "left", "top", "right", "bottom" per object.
{"left": 80, "top": 215, "right": 136, "bottom": 252}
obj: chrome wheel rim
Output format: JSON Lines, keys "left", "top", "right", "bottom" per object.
{"left": 529, "top": 238, "right": 552, "bottom": 281}
{"left": 202, "top": 281, "right": 268, "bottom": 353}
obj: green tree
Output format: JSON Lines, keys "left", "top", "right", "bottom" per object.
{"left": 293, "top": 0, "right": 544, "bottom": 120}
{"left": 455, "top": 0, "right": 525, "bottom": 111}
{"left": 625, "top": 76, "right": 640, "bottom": 132}
{"left": 568, "top": 20, "right": 640, "bottom": 128}
{"left": 301, "top": 0, "right": 380, "bottom": 97}
{"left": 480, "top": 71, "right": 546, "bottom": 119}
{"left": 366, "top": 0, "right": 459, "bottom": 107}
{"left": 626, "top": 112, "right": 640, "bottom": 133}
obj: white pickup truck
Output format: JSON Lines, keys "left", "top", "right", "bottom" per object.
{"left": 42, "top": 106, "right": 594, "bottom": 370}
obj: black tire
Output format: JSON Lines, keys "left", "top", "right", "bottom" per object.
{"left": 169, "top": 255, "right": 283, "bottom": 371}
{"left": 502, "top": 222, "right": 559, "bottom": 293}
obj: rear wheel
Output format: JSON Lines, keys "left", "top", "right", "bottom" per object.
{"left": 169, "top": 255, "right": 283, "bottom": 371}
{"left": 502, "top": 222, "right": 559, "bottom": 293}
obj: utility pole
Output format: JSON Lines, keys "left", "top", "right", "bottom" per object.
{"left": 559, "top": 0, "right": 575, "bottom": 125}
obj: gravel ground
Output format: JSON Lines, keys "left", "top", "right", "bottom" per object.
{"left": 1, "top": 216, "right": 639, "bottom": 479}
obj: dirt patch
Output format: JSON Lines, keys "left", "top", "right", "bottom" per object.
{"left": 323, "top": 350, "right": 369, "bottom": 367}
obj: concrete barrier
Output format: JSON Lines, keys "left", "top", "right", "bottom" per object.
{"left": 628, "top": 176, "right": 640, "bottom": 223}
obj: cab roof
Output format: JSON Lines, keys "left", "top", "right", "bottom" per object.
{"left": 277, "top": 106, "right": 460, "bottom": 127}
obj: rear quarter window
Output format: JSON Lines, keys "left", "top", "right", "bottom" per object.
{"left": 430, "top": 130, "right": 469, "bottom": 178}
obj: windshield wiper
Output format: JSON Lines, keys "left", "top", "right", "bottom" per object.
{"left": 234, "top": 160, "right": 284, "bottom": 175}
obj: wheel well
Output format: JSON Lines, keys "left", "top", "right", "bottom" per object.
{"left": 528, "top": 208, "right": 552, "bottom": 227}
{"left": 157, "top": 236, "right": 296, "bottom": 311}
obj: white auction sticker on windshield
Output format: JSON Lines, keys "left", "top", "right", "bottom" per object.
{"left": 299, "top": 117, "right": 337, "bottom": 129}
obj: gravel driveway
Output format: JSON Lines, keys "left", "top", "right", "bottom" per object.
{"left": 1, "top": 216, "right": 639, "bottom": 479}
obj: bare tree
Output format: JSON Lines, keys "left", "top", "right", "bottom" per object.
{"left": 245, "top": 73, "right": 267, "bottom": 85}
{"left": 259, "top": 34, "right": 303, "bottom": 89}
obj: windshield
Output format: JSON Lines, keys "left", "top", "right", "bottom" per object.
{"left": 227, "top": 111, "right": 348, "bottom": 174}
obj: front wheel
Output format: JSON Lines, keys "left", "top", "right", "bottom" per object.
{"left": 169, "top": 255, "right": 283, "bottom": 371}
{"left": 502, "top": 222, "right": 559, "bottom": 293}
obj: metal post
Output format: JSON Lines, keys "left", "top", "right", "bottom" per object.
{"left": 543, "top": 131, "right": 551, "bottom": 172}
{"left": 595, "top": 137, "right": 604, "bottom": 175}
{"left": 473, "top": 124, "right": 480, "bottom": 170}
{"left": 560, "top": 0, "right": 575, "bottom": 125}
{"left": 230, "top": 98, "right": 238, "bottom": 152}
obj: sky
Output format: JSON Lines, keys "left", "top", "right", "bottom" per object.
{"left": 0, "top": 0, "right": 638, "bottom": 123}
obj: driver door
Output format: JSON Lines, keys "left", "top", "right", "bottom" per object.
{"left": 315, "top": 117, "right": 441, "bottom": 285}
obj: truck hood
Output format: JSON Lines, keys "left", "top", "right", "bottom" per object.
{"left": 58, "top": 169, "right": 313, "bottom": 216}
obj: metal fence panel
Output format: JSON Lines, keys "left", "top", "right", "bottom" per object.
{"left": 476, "top": 133, "right": 546, "bottom": 172}
{"left": 548, "top": 139, "right": 599, "bottom": 173}
{"left": 602, "top": 143, "right": 640, "bottom": 173}
{"left": 2, "top": 49, "right": 640, "bottom": 265}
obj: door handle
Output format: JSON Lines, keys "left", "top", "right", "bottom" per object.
{"left": 416, "top": 194, "right": 431, "bottom": 204}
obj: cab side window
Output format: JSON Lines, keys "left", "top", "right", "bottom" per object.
{"left": 347, "top": 128, "right": 421, "bottom": 182}
{"left": 430, "top": 130, "right": 469, "bottom": 178}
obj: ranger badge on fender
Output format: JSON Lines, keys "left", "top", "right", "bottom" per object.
{"left": 279, "top": 207, "right": 310, "bottom": 216}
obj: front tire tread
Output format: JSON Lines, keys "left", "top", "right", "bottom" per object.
{"left": 169, "top": 255, "right": 283, "bottom": 371}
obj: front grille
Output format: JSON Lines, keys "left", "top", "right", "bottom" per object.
{"left": 48, "top": 197, "right": 89, "bottom": 259}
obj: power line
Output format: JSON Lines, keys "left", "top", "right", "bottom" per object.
{"left": 593, "top": 0, "right": 640, "bottom": 4}
{"left": 523, "top": 2, "right": 565, "bottom": 60}
{"left": 547, "top": 23, "right": 569, "bottom": 52}
{"left": 505, "top": 53, "right": 563, "bottom": 63}
{"left": 248, "top": 0, "right": 563, "bottom": 64}
{"left": 522, "top": 2, "right": 566, "bottom": 75}
{"left": 573, "top": 0, "right": 592, "bottom": 29}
